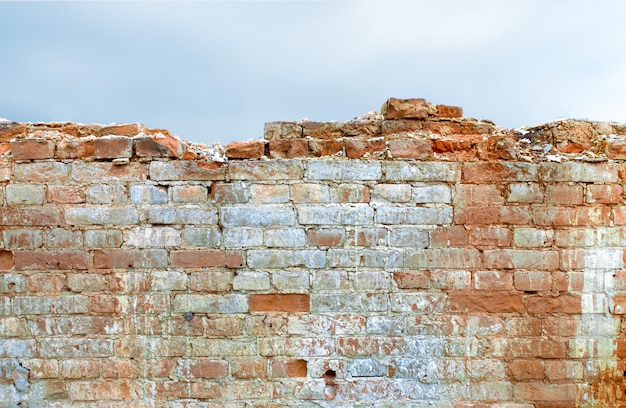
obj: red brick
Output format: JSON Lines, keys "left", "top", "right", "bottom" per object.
{"left": 306, "top": 228, "right": 346, "bottom": 247}
{"left": 302, "top": 121, "right": 343, "bottom": 139}
{"left": 345, "top": 138, "right": 386, "bottom": 158}
{"left": 382, "top": 97, "right": 436, "bottom": 119}
{"left": 463, "top": 162, "right": 538, "bottom": 183}
{"left": 3, "top": 207, "right": 55, "bottom": 226}
{"left": 101, "top": 360, "right": 139, "bottom": 379}
{"left": 454, "top": 184, "right": 505, "bottom": 206}
{"left": 447, "top": 291, "right": 525, "bottom": 314}
{"left": 134, "top": 135, "right": 184, "bottom": 158}
{"left": 474, "top": 271, "right": 513, "bottom": 290}
{"left": 615, "top": 207, "right": 626, "bottom": 225}
{"left": 454, "top": 206, "right": 531, "bottom": 225}
{"left": 513, "top": 382, "right": 578, "bottom": 401}
{"left": 514, "top": 271, "right": 552, "bottom": 291}
{"left": 393, "top": 270, "right": 430, "bottom": 289}
{"left": 534, "top": 206, "right": 611, "bottom": 226}
{"left": 271, "top": 359, "right": 307, "bottom": 378}
{"left": 225, "top": 140, "right": 266, "bottom": 159}
{"left": 430, "top": 226, "right": 468, "bottom": 247}
{"left": 526, "top": 294, "right": 582, "bottom": 315}
{"left": 189, "top": 360, "right": 228, "bottom": 378}
{"left": 436, "top": 104, "right": 463, "bottom": 118}
{"left": 11, "top": 139, "right": 55, "bottom": 160}
{"left": 432, "top": 135, "right": 483, "bottom": 156}
{"left": 542, "top": 317, "right": 578, "bottom": 337}
{"left": 94, "top": 136, "right": 133, "bottom": 159}
{"left": 268, "top": 139, "right": 309, "bottom": 158}
{"left": 61, "top": 360, "right": 99, "bottom": 379}
{"left": 508, "top": 360, "right": 545, "bottom": 380}
{"left": 27, "top": 273, "right": 66, "bottom": 292}
{"left": 170, "top": 250, "right": 245, "bottom": 268}
{"left": 231, "top": 360, "right": 268, "bottom": 379}
{"left": 586, "top": 184, "right": 623, "bottom": 204}
{"left": 545, "top": 184, "right": 583, "bottom": 205}
{"left": 477, "top": 136, "right": 518, "bottom": 160}
{"left": 90, "top": 294, "right": 121, "bottom": 314}
{"left": 56, "top": 139, "right": 95, "bottom": 159}
{"left": 14, "top": 250, "right": 88, "bottom": 270}
{"left": 468, "top": 227, "right": 512, "bottom": 246}
{"left": 249, "top": 294, "right": 310, "bottom": 312}
{"left": 309, "top": 139, "right": 344, "bottom": 156}
{"left": 46, "top": 185, "right": 85, "bottom": 204}
{"left": 92, "top": 249, "right": 167, "bottom": 269}
{"left": 387, "top": 139, "right": 433, "bottom": 159}
{"left": 100, "top": 123, "right": 140, "bottom": 136}
{"left": 0, "top": 250, "right": 13, "bottom": 270}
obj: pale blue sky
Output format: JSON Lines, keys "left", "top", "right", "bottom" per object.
{"left": 1, "top": 0, "right": 625, "bottom": 145}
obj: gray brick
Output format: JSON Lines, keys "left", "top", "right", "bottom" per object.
{"left": 352, "top": 271, "right": 390, "bottom": 291}
{"left": 311, "top": 270, "right": 350, "bottom": 291}
{"left": 230, "top": 160, "right": 305, "bottom": 180}
{"left": 388, "top": 227, "right": 429, "bottom": 247}
{"left": 513, "top": 228, "right": 554, "bottom": 248}
{"left": 6, "top": 184, "right": 44, "bottom": 205}
{"left": 221, "top": 205, "right": 296, "bottom": 226}
{"left": 383, "top": 162, "right": 461, "bottom": 182}
{"left": 14, "top": 295, "right": 90, "bottom": 315}
{"left": 223, "top": 228, "right": 264, "bottom": 248}
{"left": 66, "top": 206, "right": 139, "bottom": 225}
{"left": 45, "top": 228, "right": 83, "bottom": 248}
{"left": 272, "top": 271, "right": 310, "bottom": 292}
{"left": 311, "top": 294, "right": 387, "bottom": 312}
{"left": 88, "top": 184, "right": 127, "bottom": 204}
{"left": 508, "top": 183, "right": 543, "bottom": 203}
{"left": 181, "top": 227, "right": 221, "bottom": 247}
{"left": 348, "top": 358, "right": 388, "bottom": 377}
{"left": 0, "top": 339, "right": 37, "bottom": 358}
{"left": 39, "top": 339, "right": 113, "bottom": 358}
{"left": 124, "top": 226, "right": 181, "bottom": 247}
{"left": 146, "top": 207, "right": 218, "bottom": 225}
{"left": 596, "top": 227, "right": 626, "bottom": 247}
{"left": 265, "top": 228, "right": 306, "bottom": 247}
{"left": 405, "top": 248, "right": 481, "bottom": 269}
{"left": 297, "top": 204, "right": 374, "bottom": 225}
{"left": 366, "top": 316, "right": 406, "bottom": 335}
{"left": 413, "top": 185, "right": 451, "bottom": 203}
{"left": 150, "top": 271, "right": 188, "bottom": 291}
{"left": 232, "top": 271, "right": 270, "bottom": 291}
{"left": 0, "top": 274, "right": 26, "bottom": 293}
{"left": 248, "top": 250, "right": 326, "bottom": 269}
{"left": 130, "top": 185, "right": 168, "bottom": 204}
{"left": 3, "top": 229, "right": 43, "bottom": 249}
{"left": 173, "top": 294, "right": 248, "bottom": 314}
{"left": 306, "top": 160, "right": 381, "bottom": 181}
{"left": 327, "top": 249, "right": 403, "bottom": 268}
{"left": 389, "top": 293, "right": 446, "bottom": 313}
{"left": 376, "top": 206, "right": 452, "bottom": 225}
{"left": 371, "top": 184, "right": 412, "bottom": 203}
{"left": 84, "top": 229, "right": 123, "bottom": 248}
{"left": 540, "top": 162, "right": 619, "bottom": 182}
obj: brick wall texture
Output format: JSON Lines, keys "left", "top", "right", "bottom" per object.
{"left": 2, "top": 97, "right": 626, "bottom": 406}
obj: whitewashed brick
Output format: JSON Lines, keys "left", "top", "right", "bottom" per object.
{"left": 298, "top": 204, "right": 374, "bottom": 225}
{"left": 376, "top": 206, "right": 452, "bottom": 225}
{"left": 383, "top": 162, "right": 461, "bottom": 182}
{"left": 223, "top": 228, "right": 263, "bottom": 248}
{"left": 221, "top": 205, "right": 296, "bottom": 226}
{"left": 248, "top": 250, "right": 326, "bottom": 269}
{"left": 6, "top": 184, "right": 45, "bottom": 205}
{"left": 413, "top": 185, "right": 451, "bottom": 203}
{"left": 173, "top": 294, "right": 248, "bottom": 314}
{"left": 272, "top": 271, "right": 310, "bottom": 292}
{"left": 124, "top": 227, "right": 181, "bottom": 247}
{"left": 265, "top": 228, "right": 306, "bottom": 247}
{"left": 130, "top": 184, "right": 168, "bottom": 204}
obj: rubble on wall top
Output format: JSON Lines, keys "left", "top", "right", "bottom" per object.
{"left": 2, "top": 97, "right": 626, "bottom": 163}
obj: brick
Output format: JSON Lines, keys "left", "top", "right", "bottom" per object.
{"left": 124, "top": 226, "right": 181, "bottom": 247}
{"left": 0, "top": 273, "right": 26, "bottom": 292}
{"left": 272, "top": 271, "right": 309, "bottom": 292}
{"left": 382, "top": 97, "right": 436, "bottom": 119}
{"left": 351, "top": 227, "right": 387, "bottom": 246}
{"left": 0, "top": 250, "right": 12, "bottom": 270}
{"left": 345, "top": 138, "right": 386, "bottom": 158}
{"left": 436, "top": 104, "right": 463, "bottom": 118}
{"left": 14, "top": 295, "right": 89, "bottom": 315}
{"left": 311, "top": 294, "right": 387, "bottom": 313}
{"left": 212, "top": 182, "right": 249, "bottom": 203}
{"left": 301, "top": 121, "right": 343, "bottom": 139}
{"left": 484, "top": 249, "right": 559, "bottom": 270}
{"left": 309, "top": 138, "right": 344, "bottom": 156}
{"left": 372, "top": 184, "right": 411, "bottom": 203}
{"left": 47, "top": 185, "right": 85, "bottom": 203}
{"left": 129, "top": 184, "right": 168, "bottom": 204}
{"left": 94, "top": 136, "right": 132, "bottom": 158}
{"left": 14, "top": 250, "right": 88, "bottom": 270}
{"left": 330, "top": 183, "right": 369, "bottom": 203}
{"left": 93, "top": 249, "right": 168, "bottom": 269}
{"left": 539, "top": 162, "right": 618, "bottom": 182}
{"left": 0, "top": 339, "right": 37, "bottom": 357}
{"left": 463, "top": 162, "right": 538, "bottom": 183}
{"left": 474, "top": 271, "right": 513, "bottom": 290}
{"left": 11, "top": 139, "right": 55, "bottom": 160}
{"left": 586, "top": 183, "right": 623, "bottom": 204}
{"left": 231, "top": 360, "right": 268, "bottom": 379}
{"left": 469, "top": 226, "right": 512, "bottom": 246}
{"left": 225, "top": 140, "right": 266, "bottom": 159}
{"left": 388, "top": 227, "right": 428, "bottom": 247}
{"left": 545, "top": 184, "right": 583, "bottom": 205}
{"left": 454, "top": 184, "right": 504, "bottom": 206}
{"left": 306, "top": 160, "right": 381, "bottom": 180}
{"left": 269, "top": 139, "right": 309, "bottom": 158}
{"left": 223, "top": 228, "right": 263, "bottom": 247}
{"left": 447, "top": 292, "right": 524, "bottom": 314}
{"left": 534, "top": 206, "right": 611, "bottom": 226}
{"left": 508, "top": 182, "right": 543, "bottom": 203}
{"left": 388, "top": 139, "right": 432, "bottom": 159}
{"left": 146, "top": 206, "right": 218, "bottom": 225}
{"left": 383, "top": 162, "right": 461, "bottom": 182}
{"left": 221, "top": 205, "right": 296, "bottom": 226}
{"left": 248, "top": 249, "right": 325, "bottom": 269}
{"left": 170, "top": 185, "right": 208, "bottom": 203}
{"left": 513, "top": 228, "right": 554, "bottom": 247}
{"left": 3, "top": 229, "right": 43, "bottom": 249}
{"left": 188, "top": 272, "right": 231, "bottom": 292}
{"left": 150, "top": 271, "right": 188, "bottom": 291}
{"left": 390, "top": 293, "right": 445, "bottom": 313}
{"left": 233, "top": 271, "right": 270, "bottom": 291}
{"left": 28, "top": 273, "right": 66, "bottom": 292}
{"left": 0, "top": 207, "right": 61, "bottom": 226}
{"left": 173, "top": 294, "right": 247, "bottom": 314}
{"left": 405, "top": 248, "right": 481, "bottom": 269}
{"left": 265, "top": 228, "right": 306, "bottom": 247}
{"left": 352, "top": 271, "right": 390, "bottom": 291}
{"left": 514, "top": 271, "right": 552, "bottom": 291}
{"left": 71, "top": 162, "right": 147, "bottom": 182}
{"left": 45, "top": 228, "right": 83, "bottom": 248}
{"left": 412, "top": 185, "right": 451, "bottom": 203}
{"left": 13, "top": 162, "right": 69, "bottom": 182}
{"left": 67, "top": 380, "right": 132, "bottom": 401}
{"left": 271, "top": 359, "right": 307, "bottom": 378}
{"left": 171, "top": 250, "right": 244, "bottom": 268}
{"left": 61, "top": 360, "right": 99, "bottom": 379}
{"left": 298, "top": 204, "right": 374, "bottom": 225}
{"left": 394, "top": 270, "right": 431, "bottom": 289}
{"left": 67, "top": 273, "right": 108, "bottom": 292}
{"left": 291, "top": 183, "right": 331, "bottom": 204}
{"left": 56, "top": 138, "right": 94, "bottom": 159}
{"left": 5, "top": 184, "right": 45, "bottom": 205}
{"left": 84, "top": 229, "right": 123, "bottom": 248}
{"left": 229, "top": 160, "right": 305, "bottom": 180}
{"left": 249, "top": 294, "right": 309, "bottom": 312}
{"left": 66, "top": 206, "right": 139, "bottom": 225}
{"left": 454, "top": 206, "right": 531, "bottom": 225}
{"left": 544, "top": 360, "right": 583, "bottom": 381}
{"left": 263, "top": 121, "right": 302, "bottom": 139}
{"left": 430, "top": 225, "right": 468, "bottom": 247}
{"left": 327, "top": 248, "right": 403, "bottom": 269}
{"left": 306, "top": 228, "right": 346, "bottom": 247}
{"left": 249, "top": 184, "right": 290, "bottom": 204}
{"left": 513, "top": 383, "right": 578, "bottom": 402}
{"left": 149, "top": 160, "right": 226, "bottom": 181}
{"left": 431, "top": 270, "right": 470, "bottom": 290}
{"left": 376, "top": 206, "right": 451, "bottom": 225}
{"left": 526, "top": 294, "right": 582, "bottom": 315}
{"left": 134, "top": 135, "right": 184, "bottom": 158}
{"left": 181, "top": 227, "right": 221, "bottom": 247}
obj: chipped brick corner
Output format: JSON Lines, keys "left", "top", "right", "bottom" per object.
{"left": 1, "top": 97, "right": 626, "bottom": 406}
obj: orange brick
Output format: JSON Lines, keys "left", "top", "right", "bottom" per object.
{"left": 11, "top": 139, "right": 55, "bottom": 160}
{"left": 170, "top": 250, "right": 244, "bottom": 268}
{"left": 94, "top": 136, "right": 132, "bottom": 159}
{"left": 271, "top": 359, "right": 307, "bottom": 378}
{"left": 249, "top": 294, "right": 310, "bottom": 312}
{"left": 393, "top": 270, "right": 430, "bottom": 289}
{"left": 388, "top": 139, "right": 432, "bottom": 159}
{"left": 436, "top": 104, "right": 463, "bottom": 118}
{"left": 345, "top": 138, "right": 386, "bottom": 158}
{"left": 231, "top": 359, "right": 268, "bottom": 379}
{"left": 545, "top": 184, "right": 583, "bottom": 205}
{"left": 268, "top": 139, "right": 309, "bottom": 158}
{"left": 447, "top": 291, "right": 525, "bottom": 314}
{"left": 526, "top": 294, "right": 582, "bottom": 315}
{"left": 508, "top": 360, "right": 545, "bottom": 380}
{"left": 0, "top": 250, "right": 13, "bottom": 270}
{"left": 430, "top": 226, "right": 468, "bottom": 247}
{"left": 189, "top": 359, "right": 228, "bottom": 379}
{"left": 134, "top": 135, "right": 184, "bottom": 158}
{"left": 309, "top": 139, "right": 344, "bottom": 156}
{"left": 225, "top": 140, "right": 266, "bottom": 159}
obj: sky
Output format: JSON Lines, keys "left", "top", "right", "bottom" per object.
{"left": 1, "top": 0, "right": 625, "bottom": 146}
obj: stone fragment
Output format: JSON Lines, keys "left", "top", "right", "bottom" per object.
{"left": 381, "top": 97, "right": 437, "bottom": 119}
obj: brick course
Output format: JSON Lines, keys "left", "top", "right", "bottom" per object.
{"left": 1, "top": 98, "right": 625, "bottom": 406}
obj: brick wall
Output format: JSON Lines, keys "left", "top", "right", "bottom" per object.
{"left": 1, "top": 98, "right": 626, "bottom": 406}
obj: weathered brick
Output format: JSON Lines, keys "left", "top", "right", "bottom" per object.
{"left": 66, "top": 206, "right": 139, "bottom": 225}
{"left": 45, "top": 228, "right": 83, "bottom": 248}
{"left": 484, "top": 249, "right": 559, "bottom": 270}
{"left": 249, "top": 184, "right": 290, "bottom": 204}
{"left": 447, "top": 292, "right": 524, "bottom": 314}
{"left": 124, "top": 226, "right": 181, "bottom": 247}
{"left": 526, "top": 294, "right": 582, "bottom": 315}
{"left": 134, "top": 135, "right": 184, "bottom": 158}
{"left": 13, "top": 162, "right": 69, "bottom": 182}
{"left": 0, "top": 207, "right": 61, "bottom": 226}
{"left": 129, "top": 184, "right": 168, "bottom": 204}
{"left": 394, "top": 270, "right": 431, "bottom": 289}
{"left": 221, "top": 205, "right": 296, "bottom": 226}
{"left": 86, "top": 184, "right": 127, "bottom": 204}
{"left": 327, "top": 248, "right": 403, "bottom": 268}
{"left": 388, "top": 139, "right": 433, "bottom": 159}
{"left": 311, "top": 294, "right": 386, "bottom": 313}
{"left": 454, "top": 206, "right": 531, "bottom": 225}
{"left": 229, "top": 160, "right": 304, "bottom": 180}
{"left": 390, "top": 293, "right": 445, "bottom": 313}
{"left": 223, "top": 228, "right": 263, "bottom": 248}
{"left": 248, "top": 249, "right": 325, "bottom": 269}
{"left": 545, "top": 184, "right": 583, "bottom": 205}
{"left": 454, "top": 184, "right": 504, "bottom": 206}
{"left": 225, "top": 140, "right": 266, "bottom": 159}
{"left": 0, "top": 339, "right": 37, "bottom": 357}
{"left": 14, "top": 295, "right": 90, "bottom": 315}
{"left": 513, "top": 228, "right": 554, "bottom": 247}
{"left": 61, "top": 359, "right": 100, "bottom": 379}
{"left": 3, "top": 229, "right": 44, "bottom": 249}
{"left": 586, "top": 183, "right": 623, "bottom": 204}
{"left": 0, "top": 273, "right": 26, "bottom": 292}
{"left": 383, "top": 162, "right": 461, "bottom": 182}
{"left": 67, "top": 273, "right": 108, "bottom": 292}
{"left": 5, "top": 184, "right": 45, "bottom": 205}
{"left": 27, "top": 272, "right": 66, "bottom": 292}
{"left": 534, "top": 206, "right": 611, "bottom": 226}
{"left": 309, "top": 138, "right": 344, "bottom": 156}
{"left": 430, "top": 225, "right": 468, "bottom": 247}
{"left": 145, "top": 207, "right": 218, "bottom": 225}
{"left": 474, "top": 270, "right": 513, "bottom": 290}
{"left": 376, "top": 206, "right": 451, "bottom": 225}
{"left": 405, "top": 248, "right": 481, "bottom": 269}
{"left": 306, "top": 160, "right": 381, "bottom": 180}
{"left": 71, "top": 162, "right": 147, "bottom": 182}
{"left": 330, "top": 183, "right": 370, "bottom": 203}
{"left": 298, "top": 204, "right": 374, "bottom": 225}
{"left": 272, "top": 270, "right": 310, "bottom": 292}
{"left": 463, "top": 162, "right": 538, "bottom": 183}
{"left": 265, "top": 228, "right": 306, "bottom": 247}
{"left": 388, "top": 227, "right": 428, "bottom": 247}
{"left": 539, "top": 162, "right": 618, "bottom": 182}
{"left": 306, "top": 227, "right": 346, "bottom": 247}
{"left": 94, "top": 136, "right": 133, "bottom": 158}
{"left": 14, "top": 250, "right": 88, "bottom": 270}
{"left": 173, "top": 294, "right": 247, "bottom": 314}
{"left": 93, "top": 249, "right": 168, "bottom": 269}
{"left": 233, "top": 271, "right": 270, "bottom": 291}
{"left": 56, "top": 138, "right": 94, "bottom": 159}
{"left": 514, "top": 271, "right": 552, "bottom": 291}
{"left": 382, "top": 97, "right": 436, "bottom": 119}
{"left": 149, "top": 160, "right": 226, "bottom": 181}
{"left": 508, "top": 182, "right": 543, "bottom": 203}
{"left": 171, "top": 185, "right": 208, "bottom": 203}
{"left": 84, "top": 229, "right": 123, "bottom": 248}
{"left": 413, "top": 185, "right": 451, "bottom": 203}
{"left": 371, "top": 184, "right": 412, "bottom": 203}
{"left": 46, "top": 185, "right": 85, "bottom": 203}
{"left": 181, "top": 227, "right": 221, "bottom": 247}
{"left": 171, "top": 250, "right": 244, "bottom": 268}
{"left": 11, "top": 139, "right": 55, "bottom": 160}
{"left": 271, "top": 359, "right": 307, "bottom": 378}
{"left": 269, "top": 139, "right": 310, "bottom": 158}
{"left": 188, "top": 271, "right": 231, "bottom": 292}
{"left": 345, "top": 138, "right": 386, "bottom": 158}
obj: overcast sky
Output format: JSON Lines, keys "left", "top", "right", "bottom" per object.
{"left": 1, "top": 0, "right": 625, "bottom": 145}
